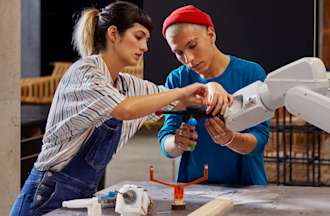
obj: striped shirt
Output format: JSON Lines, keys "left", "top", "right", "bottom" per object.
{"left": 35, "top": 54, "right": 169, "bottom": 171}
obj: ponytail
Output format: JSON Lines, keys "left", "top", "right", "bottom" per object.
{"left": 72, "top": 2, "right": 153, "bottom": 58}
{"left": 72, "top": 8, "right": 98, "bottom": 57}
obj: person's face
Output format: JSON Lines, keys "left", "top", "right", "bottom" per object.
{"left": 113, "top": 23, "right": 150, "bottom": 66}
{"left": 166, "top": 25, "right": 216, "bottom": 78}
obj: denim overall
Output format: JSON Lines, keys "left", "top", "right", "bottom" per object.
{"left": 10, "top": 118, "right": 123, "bottom": 216}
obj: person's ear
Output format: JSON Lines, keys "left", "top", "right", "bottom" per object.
{"left": 106, "top": 25, "right": 119, "bottom": 43}
{"left": 207, "top": 26, "right": 216, "bottom": 44}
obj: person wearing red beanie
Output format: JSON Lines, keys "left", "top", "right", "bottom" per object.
{"left": 158, "top": 5, "right": 270, "bottom": 185}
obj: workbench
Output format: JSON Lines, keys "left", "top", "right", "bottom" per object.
{"left": 46, "top": 181, "right": 330, "bottom": 215}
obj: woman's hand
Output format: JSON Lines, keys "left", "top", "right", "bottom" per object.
{"left": 178, "top": 83, "right": 208, "bottom": 107}
{"left": 205, "top": 82, "right": 233, "bottom": 116}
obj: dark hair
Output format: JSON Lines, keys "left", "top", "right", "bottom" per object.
{"left": 73, "top": 1, "right": 153, "bottom": 57}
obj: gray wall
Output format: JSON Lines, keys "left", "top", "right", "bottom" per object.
{"left": 22, "top": 0, "right": 41, "bottom": 77}
{"left": 0, "top": 0, "right": 21, "bottom": 214}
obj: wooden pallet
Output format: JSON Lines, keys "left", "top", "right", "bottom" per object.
{"left": 21, "top": 60, "right": 144, "bottom": 104}
{"left": 21, "top": 62, "right": 72, "bottom": 104}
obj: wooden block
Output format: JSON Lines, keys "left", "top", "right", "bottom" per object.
{"left": 188, "top": 198, "right": 233, "bottom": 216}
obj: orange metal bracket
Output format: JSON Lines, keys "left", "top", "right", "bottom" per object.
{"left": 149, "top": 164, "right": 208, "bottom": 210}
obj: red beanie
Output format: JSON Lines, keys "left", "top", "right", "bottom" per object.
{"left": 162, "top": 5, "right": 214, "bottom": 37}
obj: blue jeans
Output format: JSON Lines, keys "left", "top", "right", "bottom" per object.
{"left": 10, "top": 118, "right": 123, "bottom": 216}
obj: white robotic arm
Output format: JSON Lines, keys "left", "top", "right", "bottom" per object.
{"left": 225, "top": 57, "right": 330, "bottom": 133}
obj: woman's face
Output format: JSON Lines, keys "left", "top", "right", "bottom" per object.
{"left": 115, "top": 23, "right": 150, "bottom": 66}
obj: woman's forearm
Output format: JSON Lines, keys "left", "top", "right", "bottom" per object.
{"left": 111, "top": 88, "right": 184, "bottom": 120}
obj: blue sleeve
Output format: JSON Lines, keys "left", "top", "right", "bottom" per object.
{"left": 158, "top": 71, "right": 184, "bottom": 158}
{"left": 244, "top": 120, "right": 270, "bottom": 156}
{"left": 244, "top": 64, "right": 270, "bottom": 156}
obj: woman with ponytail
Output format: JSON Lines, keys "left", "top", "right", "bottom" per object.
{"left": 10, "top": 2, "right": 229, "bottom": 215}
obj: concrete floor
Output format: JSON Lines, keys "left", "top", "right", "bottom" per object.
{"left": 105, "top": 127, "right": 175, "bottom": 187}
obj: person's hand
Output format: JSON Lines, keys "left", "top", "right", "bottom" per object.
{"left": 174, "top": 123, "right": 198, "bottom": 151}
{"left": 179, "top": 83, "right": 208, "bottom": 107}
{"left": 205, "top": 117, "right": 235, "bottom": 145}
{"left": 205, "top": 82, "right": 233, "bottom": 116}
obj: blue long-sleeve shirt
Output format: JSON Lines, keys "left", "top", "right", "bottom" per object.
{"left": 158, "top": 55, "right": 270, "bottom": 185}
